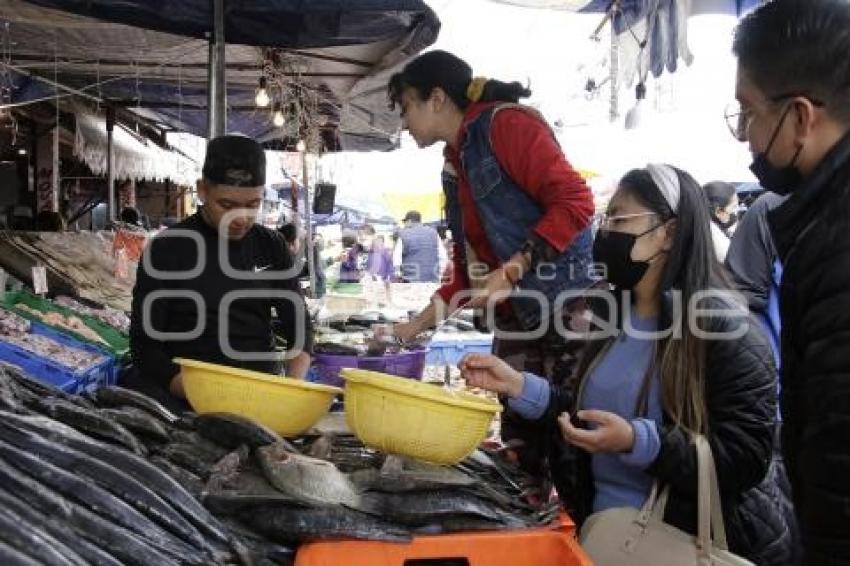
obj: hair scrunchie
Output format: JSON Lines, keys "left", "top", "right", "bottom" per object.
{"left": 466, "top": 76, "right": 488, "bottom": 102}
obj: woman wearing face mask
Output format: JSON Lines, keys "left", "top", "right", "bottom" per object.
{"left": 460, "top": 165, "right": 795, "bottom": 565}
{"left": 702, "top": 181, "right": 739, "bottom": 262}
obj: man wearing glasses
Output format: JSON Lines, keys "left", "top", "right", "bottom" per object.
{"left": 731, "top": 1, "right": 850, "bottom": 563}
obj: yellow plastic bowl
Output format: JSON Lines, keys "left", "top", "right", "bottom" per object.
{"left": 175, "top": 358, "right": 342, "bottom": 437}
{"left": 341, "top": 368, "right": 502, "bottom": 465}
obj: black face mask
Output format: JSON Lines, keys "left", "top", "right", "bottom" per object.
{"left": 716, "top": 212, "right": 737, "bottom": 232}
{"left": 593, "top": 225, "right": 663, "bottom": 289}
{"left": 750, "top": 103, "right": 804, "bottom": 195}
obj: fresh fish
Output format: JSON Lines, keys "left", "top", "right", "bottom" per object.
{"left": 204, "top": 449, "right": 308, "bottom": 515}
{"left": 196, "top": 412, "right": 284, "bottom": 449}
{"left": 0, "top": 377, "right": 21, "bottom": 412}
{"left": 173, "top": 412, "right": 199, "bottom": 431}
{"left": 150, "top": 456, "right": 206, "bottom": 499}
{"left": 34, "top": 397, "right": 147, "bottom": 454}
{"left": 349, "top": 455, "right": 476, "bottom": 493}
{"left": 92, "top": 385, "right": 179, "bottom": 423}
{"left": 169, "top": 429, "right": 232, "bottom": 461}
{"left": 239, "top": 505, "right": 410, "bottom": 544}
{"left": 413, "top": 516, "right": 517, "bottom": 534}
{"left": 0, "top": 540, "right": 40, "bottom": 566}
{"left": 0, "top": 503, "right": 88, "bottom": 566}
{"left": 306, "top": 434, "right": 333, "bottom": 460}
{"left": 257, "top": 442, "right": 362, "bottom": 509}
{"left": 0, "top": 456, "right": 176, "bottom": 566}
{"left": 0, "top": 412, "right": 235, "bottom": 552}
{"left": 0, "top": 488, "right": 123, "bottom": 566}
{"left": 0, "top": 421, "right": 209, "bottom": 553}
{"left": 2, "top": 363, "right": 96, "bottom": 409}
{"left": 99, "top": 406, "right": 172, "bottom": 443}
{"left": 359, "top": 489, "right": 529, "bottom": 528}
{"left": 156, "top": 442, "right": 220, "bottom": 479}
{"left": 0, "top": 439, "right": 206, "bottom": 565}
{"left": 220, "top": 518, "right": 295, "bottom": 566}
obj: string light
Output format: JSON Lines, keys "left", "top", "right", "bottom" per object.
{"left": 255, "top": 76, "right": 270, "bottom": 108}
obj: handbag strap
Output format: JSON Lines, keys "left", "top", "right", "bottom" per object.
{"left": 694, "top": 435, "right": 729, "bottom": 554}
{"left": 639, "top": 481, "right": 663, "bottom": 526}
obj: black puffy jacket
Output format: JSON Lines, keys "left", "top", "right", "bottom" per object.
{"left": 768, "top": 132, "right": 850, "bottom": 566}
{"left": 537, "top": 294, "right": 795, "bottom": 565}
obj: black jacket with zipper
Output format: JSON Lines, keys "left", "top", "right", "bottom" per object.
{"left": 537, "top": 294, "right": 794, "bottom": 565}
{"left": 767, "top": 132, "right": 850, "bottom": 566}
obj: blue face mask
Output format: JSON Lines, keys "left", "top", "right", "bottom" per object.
{"left": 749, "top": 103, "right": 803, "bottom": 196}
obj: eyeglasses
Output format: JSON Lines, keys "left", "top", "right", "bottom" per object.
{"left": 725, "top": 93, "right": 826, "bottom": 142}
{"left": 597, "top": 211, "right": 658, "bottom": 231}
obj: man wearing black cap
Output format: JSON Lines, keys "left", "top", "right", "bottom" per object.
{"left": 128, "top": 135, "right": 313, "bottom": 411}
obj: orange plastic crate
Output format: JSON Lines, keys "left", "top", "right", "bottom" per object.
{"left": 295, "top": 514, "right": 592, "bottom": 566}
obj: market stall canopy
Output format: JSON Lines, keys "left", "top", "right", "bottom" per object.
{"left": 0, "top": 0, "right": 440, "bottom": 151}
{"left": 74, "top": 107, "right": 201, "bottom": 185}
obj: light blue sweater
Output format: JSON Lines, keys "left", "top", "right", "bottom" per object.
{"left": 509, "top": 311, "right": 662, "bottom": 512}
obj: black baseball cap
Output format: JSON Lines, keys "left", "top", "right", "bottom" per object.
{"left": 202, "top": 135, "right": 266, "bottom": 187}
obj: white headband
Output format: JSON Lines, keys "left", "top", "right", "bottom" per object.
{"left": 646, "top": 163, "right": 681, "bottom": 214}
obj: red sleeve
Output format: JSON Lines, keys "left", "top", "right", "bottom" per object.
{"left": 490, "top": 109, "right": 594, "bottom": 252}
{"left": 435, "top": 242, "right": 470, "bottom": 306}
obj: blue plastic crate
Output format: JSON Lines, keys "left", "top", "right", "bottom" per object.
{"left": 30, "top": 322, "right": 119, "bottom": 387}
{"left": 425, "top": 335, "right": 494, "bottom": 366}
{"left": 0, "top": 326, "right": 115, "bottom": 394}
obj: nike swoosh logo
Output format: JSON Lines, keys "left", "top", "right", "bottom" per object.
{"left": 254, "top": 264, "right": 271, "bottom": 272}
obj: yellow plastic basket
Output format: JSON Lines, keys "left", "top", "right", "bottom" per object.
{"left": 341, "top": 368, "right": 502, "bottom": 465}
{"left": 175, "top": 358, "right": 341, "bottom": 437}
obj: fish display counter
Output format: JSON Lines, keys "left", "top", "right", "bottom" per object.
{"left": 0, "top": 362, "right": 591, "bottom": 565}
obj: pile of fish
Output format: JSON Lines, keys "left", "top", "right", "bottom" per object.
{"left": 4, "top": 232, "right": 133, "bottom": 312}
{"left": 14, "top": 304, "right": 110, "bottom": 346}
{"left": 0, "top": 363, "right": 559, "bottom": 565}
{"left": 54, "top": 296, "right": 131, "bottom": 334}
{"left": 0, "top": 308, "right": 107, "bottom": 369}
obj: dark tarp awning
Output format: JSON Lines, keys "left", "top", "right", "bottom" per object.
{"left": 23, "top": 0, "right": 439, "bottom": 48}
{"left": 0, "top": 0, "right": 440, "bottom": 151}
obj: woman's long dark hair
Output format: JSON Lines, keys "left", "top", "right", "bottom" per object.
{"left": 576, "top": 166, "right": 730, "bottom": 434}
{"left": 387, "top": 50, "right": 531, "bottom": 110}
{"left": 702, "top": 181, "right": 736, "bottom": 228}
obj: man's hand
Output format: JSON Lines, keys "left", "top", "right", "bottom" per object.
{"left": 287, "top": 352, "right": 311, "bottom": 380}
{"left": 169, "top": 371, "right": 186, "bottom": 399}
{"left": 558, "top": 410, "right": 636, "bottom": 454}
{"left": 459, "top": 353, "right": 524, "bottom": 399}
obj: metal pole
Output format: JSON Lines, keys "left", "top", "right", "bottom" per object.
{"left": 106, "top": 106, "right": 116, "bottom": 220}
{"left": 207, "top": 0, "right": 226, "bottom": 139}
{"left": 302, "top": 151, "right": 317, "bottom": 298}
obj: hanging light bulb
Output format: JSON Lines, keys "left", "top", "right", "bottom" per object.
{"left": 296, "top": 140, "right": 306, "bottom": 152}
{"left": 255, "top": 76, "right": 270, "bottom": 108}
{"left": 273, "top": 104, "right": 285, "bottom": 127}
{"left": 625, "top": 82, "right": 647, "bottom": 130}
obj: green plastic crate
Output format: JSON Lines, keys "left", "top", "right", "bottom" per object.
{"left": 0, "top": 290, "right": 129, "bottom": 361}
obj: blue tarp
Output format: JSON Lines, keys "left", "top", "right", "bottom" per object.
{"left": 23, "top": 0, "right": 440, "bottom": 49}
{"left": 4, "top": 0, "right": 440, "bottom": 151}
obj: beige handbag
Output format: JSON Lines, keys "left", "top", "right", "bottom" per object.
{"left": 579, "top": 435, "right": 754, "bottom": 566}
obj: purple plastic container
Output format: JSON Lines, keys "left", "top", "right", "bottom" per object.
{"left": 312, "top": 347, "right": 429, "bottom": 388}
